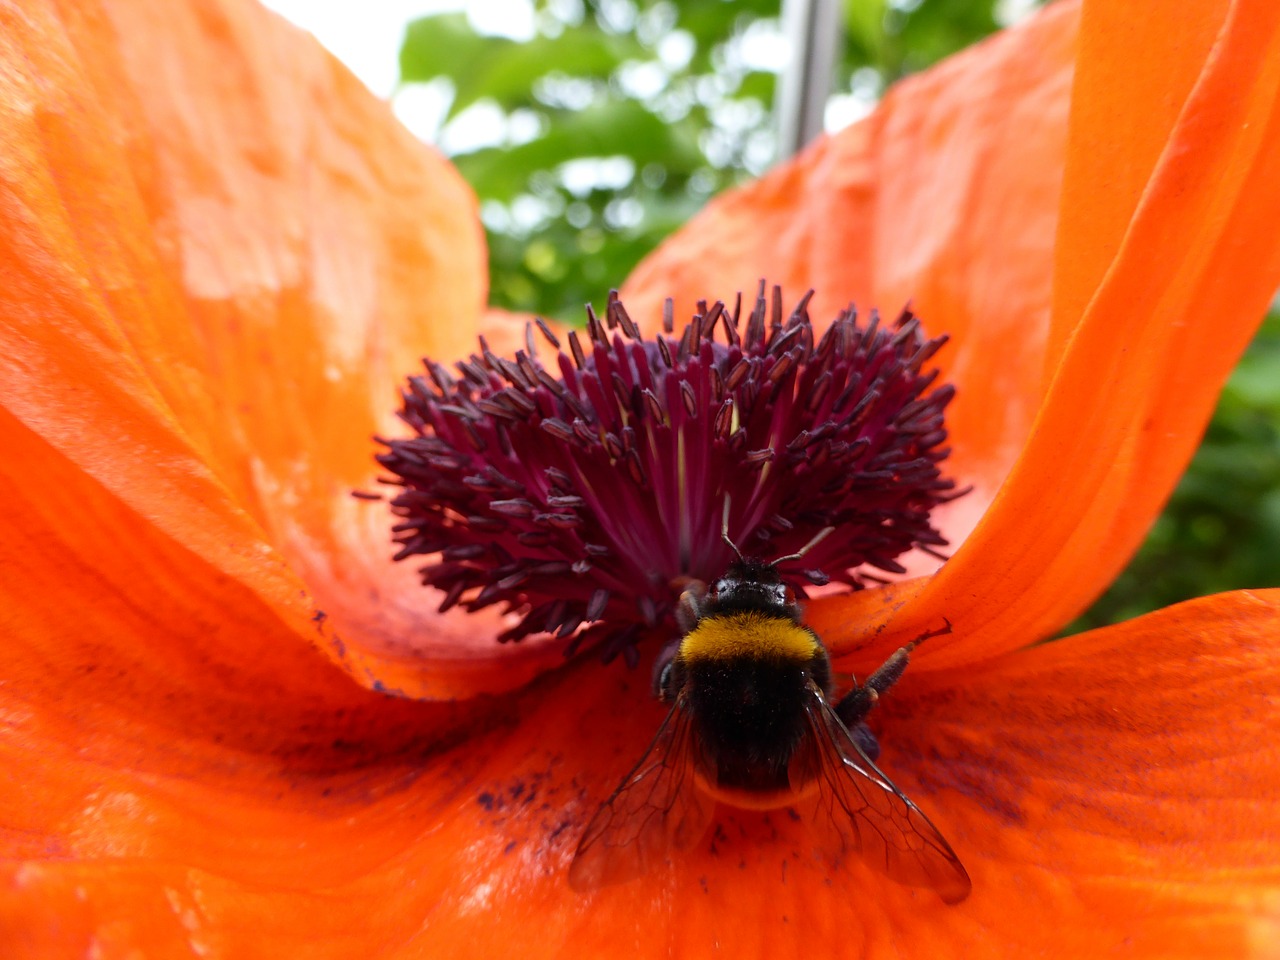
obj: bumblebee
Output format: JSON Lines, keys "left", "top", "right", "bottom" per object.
{"left": 569, "top": 520, "right": 972, "bottom": 904}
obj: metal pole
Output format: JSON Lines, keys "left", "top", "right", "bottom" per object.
{"left": 775, "top": 0, "right": 843, "bottom": 159}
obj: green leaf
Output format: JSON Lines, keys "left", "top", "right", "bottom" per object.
{"left": 454, "top": 29, "right": 643, "bottom": 117}
{"left": 736, "top": 70, "right": 777, "bottom": 104}
{"left": 845, "top": 0, "right": 887, "bottom": 62}
{"left": 399, "top": 14, "right": 488, "bottom": 85}
{"left": 454, "top": 102, "right": 702, "bottom": 202}
{"left": 400, "top": 15, "right": 645, "bottom": 118}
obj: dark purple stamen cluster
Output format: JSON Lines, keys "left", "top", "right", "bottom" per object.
{"left": 375, "top": 285, "right": 960, "bottom": 665}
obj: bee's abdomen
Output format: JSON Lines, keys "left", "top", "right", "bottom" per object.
{"left": 684, "top": 652, "right": 818, "bottom": 795}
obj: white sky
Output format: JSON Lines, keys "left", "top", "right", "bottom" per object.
{"left": 261, "top": 0, "right": 536, "bottom": 98}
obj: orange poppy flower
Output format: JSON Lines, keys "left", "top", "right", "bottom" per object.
{"left": 2, "top": 0, "right": 1280, "bottom": 956}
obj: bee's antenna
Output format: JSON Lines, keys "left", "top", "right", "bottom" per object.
{"left": 721, "top": 498, "right": 745, "bottom": 563}
{"left": 770, "top": 526, "right": 835, "bottom": 566}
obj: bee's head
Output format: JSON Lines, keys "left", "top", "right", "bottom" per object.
{"left": 710, "top": 560, "right": 792, "bottom": 610}
{"left": 712, "top": 499, "right": 831, "bottom": 615}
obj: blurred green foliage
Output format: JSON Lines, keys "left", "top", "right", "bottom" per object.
{"left": 398, "top": 0, "right": 1280, "bottom": 624}
{"left": 399, "top": 0, "right": 1011, "bottom": 321}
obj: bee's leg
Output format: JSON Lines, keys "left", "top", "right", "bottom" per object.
{"left": 673, "top": 579, "right": 708, "bottom": 635}
{"left": 835, "top": 619, "right": 952, "bottom": 748}
{"left": 652, "top": 579, "right": 707, "bottom": 699}
{"left": 835, "top": 644, "right": 912, "bottom": 729}
{"left": 651, "top": 636, "right": 683, "bottom": 700}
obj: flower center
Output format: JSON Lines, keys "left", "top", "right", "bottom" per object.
{"left": 376, "top": 285, "right": 960, "bottom": 666}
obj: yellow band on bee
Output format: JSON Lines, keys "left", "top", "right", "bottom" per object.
{"left": 680, "top": 611, "right": 820, "bottom": 662}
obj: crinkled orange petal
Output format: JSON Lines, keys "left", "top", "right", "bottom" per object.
{"left": 867, "top": 588, "right": 1280, "bottom": 957}
{"left": 0, "top": 391, "right": 487, "bottom": 953}
{"left": 0, "top": 0, "right": 564, "bottom": 698}
{"left": 624, "top": 1, "right": 1079, "bottom": 564}
{"left": 870, "top": 0, "right": 1280, "bottom": 668}
{"left": 7, "top": 581, "right": 1273, "bottom": 956}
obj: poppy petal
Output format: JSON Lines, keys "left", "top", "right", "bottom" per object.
{"left": 12, "top": 591, "right": 1269, "bottom": 956}
{"left": 0, "top": 0, "right": 563, "bottom": 699}
{"left": 624, "top": 1, "right": 1079, "bottom": 560}
{"left": 0, "top": 390, "right": 494, "bottom": 952}
{"left": 896, "top": 0, "right": 1280, "bottom": 668}
{"left": 864, "top": 588, "right": 1280, "bottom": 957}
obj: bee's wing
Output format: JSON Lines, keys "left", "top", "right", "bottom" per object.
{"left": 791, "top": 681, "right": 972, "bottom": 904}
{"left": 568, "top": 694, "right": 713, "bottom": 891}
